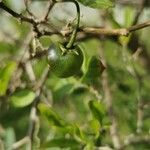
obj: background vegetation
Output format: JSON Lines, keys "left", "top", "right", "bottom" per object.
{"left": 0, "top": 0, "right": 150, "bottom": 150}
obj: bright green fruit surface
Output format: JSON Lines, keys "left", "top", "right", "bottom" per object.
{"left": 47, "top": 43, "right": 83, "bottom": 78}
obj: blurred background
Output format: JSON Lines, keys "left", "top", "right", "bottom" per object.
{"left": 0, "top": 0, "right": 150, "bottom": 149}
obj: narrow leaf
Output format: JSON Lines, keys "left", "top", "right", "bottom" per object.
{"left": 88, "top": 100, "right": 106, "bottom": 125}
{"left": 0, "top": 62, "right": 16, "bottom": 96}
{"left": 74, "top": 125, "right": 86, "bottom": 143}
{"left": 38, "top": 103, "right": 66, "bottom": 127}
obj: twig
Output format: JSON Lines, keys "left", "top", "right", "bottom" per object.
{"left": 102, "top": 71, "right": 122, "bottom": 149}
{"left": 131, "top": 49, "right": 144, "bottom": 134}
{"left": 43, "top": 0, "right": 56, "bottom": 21}
{"left": 97, "top": 146, "right": 114, "bottom": 150}
{"left": 27, "top": 67, "right": 50, "bottom": 149}
{"left": 12, "top": 136, "right": 30, "bottom": 150}
{"left": 25, "top": 61, "right": 36, "bottom": 82}
{"left": 0, "top": 1, "right": 58, "bottom": 37}
{"left": 100, "top": 45, "right": 122, "bottom": 150}
{"left": 132, "top": 0, "right": 146, "bottom": 25}
{"left": 134, "top": 66, "right": 144, "bottom": 134}
{"left": 0, "top": 1, "right": 36, "bottom": 24}
{"left": 81, "top": 20, "right": 150, "bottom": 36}
{"left": 82, "top": 28, "right": 129, "bottom": 36}
{"left": 28, "top": 106, "right": 40, "bottom": 149}
{"left": 24, "top": 0, "right": 35, "bottom": 17}
{"left": 127, "top": 21, "right": 150, "bottom": 33}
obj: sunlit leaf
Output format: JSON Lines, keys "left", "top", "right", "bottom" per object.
{"left": 10, "top": 89, "right": 36, "bottom": 107}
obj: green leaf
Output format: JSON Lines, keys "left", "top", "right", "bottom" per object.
{"left": 0, "top": 61, "right": 17, "bottom": 96}
{"left": 82, "top": 56, "right": 105, "bottom": 85}
{"left": 74, "top": 125, "right": 86, "bottom": 143}
{"left": 89, "top": 119, "right": 100, "bottom": 136}
{"left": 88, "top": 100, "right": 106, "bottom": 125}
{"left": 77, "top": 0, "right": 114, "bottom": 9}
{"left": 0, "top": 42, "right": 14, "bottom": 54}
{"left": 43, "top": 138, "right": 80, "bottom": 149}
{"left": 53, "top": 83, "right": 73, "bottom": 101}
{"left": 10, "top": 89, "right": 36, "bottom": 107}
{"left": 38, "top": 103, "right": 66, "bottom": 127}
{"left": 4, "top": 128, "right": 16, "bottom": 150}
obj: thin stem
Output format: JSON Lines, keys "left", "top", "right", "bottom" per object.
{"left": 43, "top": 0, "right": 56, "bottom": 21}
{"left": 127, "top": 20, "right": 150, "bottom": 32}
{"left": 64, "top": 0, "right": 80, "bottom": 49}
{"left": 12, "top": 136, "right": 30, "bottom": 150}
{"left": 0, "top": 1, "right": 35, "bottom": 24}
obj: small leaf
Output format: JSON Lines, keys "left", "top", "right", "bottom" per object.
{"left": 88, "top": 100, "right": 106, "bottom": 125}
{"left": 77, "top": 0, "right": 114, "bottom": 9}
{"left": 0, "top": 62, "right": 17, "bottom": 96}
{"left": 38, "top": 103, "right": 66, "bottom": 127}
{"left": 10, "top": 89, "right": 36, "bottom": 107}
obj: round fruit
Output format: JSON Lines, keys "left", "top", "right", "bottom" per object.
{"left": 47, "top": 43, "right": 83, "bottom": 78}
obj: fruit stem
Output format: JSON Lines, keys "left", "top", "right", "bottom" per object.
{"left": 65, "top": 0, "right": 80, "bottom": 49}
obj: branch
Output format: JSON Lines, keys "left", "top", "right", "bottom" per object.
{"left": 128, "top": 21, "right": 150, "bottom": 33}
{"left": 81, "top": 20, "right": 150, "bottom": 36}
{"left": 0, "top": 1, "right": 58, "bottom": 37}
{"left": 1, "top": 1, "right": 149, "bottom": 38}
{"left": 0, "top": 1, "right": 35, "bottom": 24}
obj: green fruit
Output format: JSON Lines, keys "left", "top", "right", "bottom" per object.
{"left": 47, "top": 43, "right": 83, "bottom": 78}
